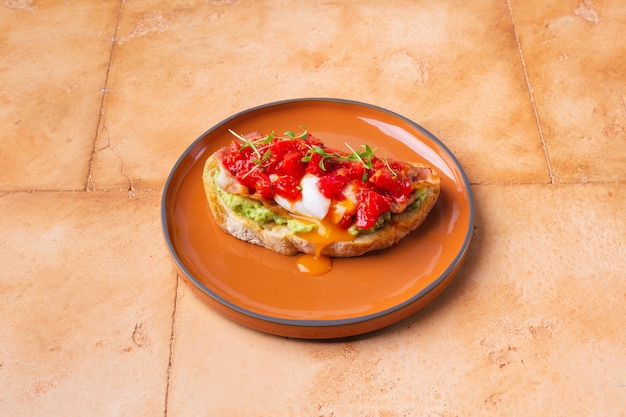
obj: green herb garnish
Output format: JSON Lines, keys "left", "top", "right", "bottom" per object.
{"left": 229, "top": 127, "right": 398, "bottom": 181}
{"left": 383, "top": 154, "right": 398, "bottom": 178}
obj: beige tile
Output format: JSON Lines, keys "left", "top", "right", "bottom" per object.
{"left": 0, "top": 190, "right": 176, "bottom": 416}
{"left": 166, "top": 283, "right": 323, "bottom": 416}
{"left": 166, "top": 183, "right": 625, "bottom": 415}
{"left": 92, "top": 0, "right": 549, "bottom": 191}
{"left": 510, "top": 0, "right": 626, "bottom": 183}
{"left": 441, "top": 183, "right": 626, "bottom": 414}
{"left": 0, "top": 2, "right": 119, "bottom": 191}
{"left": 2, "top": 0, "right": 624, "bottom": 415}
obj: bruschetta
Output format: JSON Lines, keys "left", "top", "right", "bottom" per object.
{"left": 202, "top": 128, "right": 441, "bottom": 259}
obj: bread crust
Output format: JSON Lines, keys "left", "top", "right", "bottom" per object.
{"left": 202, "top": 153, "right": 440, "bottom": 257}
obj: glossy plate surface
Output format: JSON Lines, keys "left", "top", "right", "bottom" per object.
{"left": 162, "top": 98, "right": 474, "bottom": 339}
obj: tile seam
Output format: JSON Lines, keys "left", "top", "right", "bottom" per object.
{"left": 0, "top": 188, "right": 164, "bottom": 194}
{"left": 84, "top": 0, "right": 125, "bottom": 192}
{"left": 163, "top": 275, "right": 180, "bottom": 417}
{"left": 2, "top": 180, "right": 625, "bottom": 195}
{"left": 505, "top": 0, "right": 558, "bottom": 185}
{"left": 467, "top": 181, "right": 626, "bottom": 186}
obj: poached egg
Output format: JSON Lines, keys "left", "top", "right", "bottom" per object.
{"left": 271, "top": 173, "right": 358, "bottom": 275}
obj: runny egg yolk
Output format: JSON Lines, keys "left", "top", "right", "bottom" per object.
{"left": 295, "top": 211, "right": 356, "bottom": 276}
{"left": 272, "top": 174, "right": 359, "bottom": 275}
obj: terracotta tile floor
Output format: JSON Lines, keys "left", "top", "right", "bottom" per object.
{"left": 1, "top": 0, "right": 624, "bottom": 415}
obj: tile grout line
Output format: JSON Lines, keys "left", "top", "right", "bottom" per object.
{"left": 84, "top": 0, "right": 126, "bottom": 192}
{"left": 0, "top": 188, "right": 164, "bottom": 195}
{"left": 163, "top": 275, "right": 180, "bottom": 417}
{"left": 505, "top": 0, "right": 558, "bottom": 185}
{"left": 2, "top": 180, "right": 624, "bottom": 196}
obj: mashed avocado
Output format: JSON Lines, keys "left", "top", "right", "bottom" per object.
{"left": 408, "top": 187, "right": 429, "bottom": 210}
{"left": 215, "top": 174, "right": 315, "bottom": 234}
{"left": 214, "top": 173, "right": 429, "bottom": 237}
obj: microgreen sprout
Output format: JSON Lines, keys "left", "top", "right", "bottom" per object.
{"left": 300, "top": 145, "right": 331, "bottom": 171}
{"left": 228, "top": 129, "right": 275, "bottom": 178}
{"left": 284, "top": 126, "right": 309, "bottom": 140}
{"left": 345, "top": 143, "right": 376, "bottom": 170}
{"left": 253, "top": 148, "right": 272, "bottom": 166}
{"left": 229, "top": 129, "right": 263, "bottom": 159}
{"left": 383, "top": 154, "right": 398, "bottom": 178}
{"left": 229, "top": 127, "right": 399, "bottom": 182}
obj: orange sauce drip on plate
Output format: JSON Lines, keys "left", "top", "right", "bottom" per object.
{"left": 295, "top": 215, "right": 356, "bottom": 276}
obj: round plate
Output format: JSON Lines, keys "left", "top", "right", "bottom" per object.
{"left": 162, "top": 98, "right": 474, "bottom": 339}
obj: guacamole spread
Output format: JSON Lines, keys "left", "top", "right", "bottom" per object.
{"left": 214, "top": 172, "right": 428, "bottom": 237}
{"left": 215, "top": 176, "right": 315, "bottom": 234}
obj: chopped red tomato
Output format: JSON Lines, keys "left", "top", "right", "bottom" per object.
{"left": 219, "top": 130, "right": 418, "bottom": 230}
{"left": 275, "top": 151, "right": 307, "bottom": 179}
{"left": 222, "top": 145, "right": 253, "bottom": 176}
{"left": 272, "top": 175, "right": 301, "bottom": 200}
{"left": 369, "top": 167, "right": 412, "bottom": 201}
{"left": 268, "top": 140, "right": 307, "bottom": 173}
{"left": 317, "top": 173, "right": 350, "bottom": 200}
{"left": 237, "top": 170, "right": 272, "bottom": 199}
{"left": 355, "top": 188, "right": 391, "bottom": 229}
{"left": 304, "top": 153, "right": 326, "bottom": 176}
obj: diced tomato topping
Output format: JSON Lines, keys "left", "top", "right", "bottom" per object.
{"left": 237, "top": 170, "right": 272, "bottom": 199}
{"left": 222, "top": 146, "right": 252, "bottom": 176}
{"left": 268, "top": 140, "right": 306, "bottom": 171}
{"left": 355, "top": 188, "right": 391, "bottom": 229}
{"left": 334, "top": 161, "right": 366, "bottom": 182}
{"left": 219, "top": 130, "right": 416, "bottom": 229}
{"left": 369, "top": 168, "right": 412, "bottom": 201}
{"left": 317, "top": 173, "right": 350, "bottom": 200}
{"left": 272, "top": 175, "right": 301, "bottom": 200}
{"left": 275, "top": 151, "right": 307, "bottom": 179}
{"left": 304, "top": 153, "right": 326, "bottom": 176}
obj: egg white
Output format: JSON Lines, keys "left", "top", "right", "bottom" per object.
{"left": 332, "top": 181, "right": 358, "bottom": 222}
{"left": 273, "top": 173, "right": 331, "bottom": 220}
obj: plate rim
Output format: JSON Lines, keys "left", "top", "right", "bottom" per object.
{"left": 161, "top": 97, "right": 475, "bottom": 328}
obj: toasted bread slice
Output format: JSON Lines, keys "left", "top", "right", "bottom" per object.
{"left": 202, "top": 153, "right": 440, "bottom": 257}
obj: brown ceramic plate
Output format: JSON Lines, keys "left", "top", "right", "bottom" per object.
{"left": 162, "top": 98, "right": 474, "bottom": 339}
